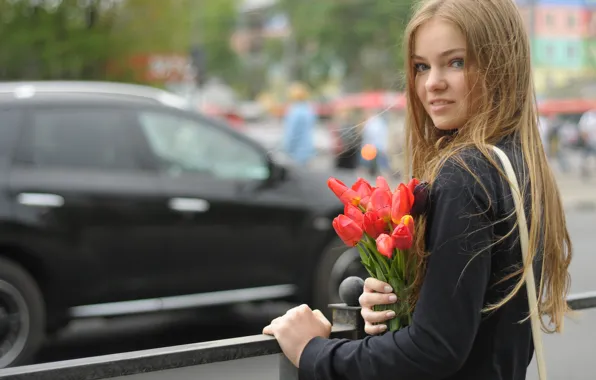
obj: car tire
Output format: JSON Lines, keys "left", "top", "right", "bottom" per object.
{"left": 0, "top": 257, "right": 45, "bottom": 368}
{"left": 312, "top": 240, "right": 367, "bottom": 320}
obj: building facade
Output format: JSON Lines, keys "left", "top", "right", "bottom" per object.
{"left": 516, "top": 0, "right": 596, "bottom": 96}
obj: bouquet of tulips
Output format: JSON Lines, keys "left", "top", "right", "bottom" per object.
{"left": 327, "top": 176, "right": 428, "bottom": 332}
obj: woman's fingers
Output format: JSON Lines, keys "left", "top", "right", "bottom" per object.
{"left": 361, "top": 306, "right": 396, "bottom": 323}
{"left": 359, "top": 290, "right": 398, "bottom": 308}
{"left": 364, "top": 321, "right": 388, "bottom": 335}
{"left": 363, "top": 277, "right": 393, "bottom": 294}
{"left": 359, "top": 277, "right": 398, "bottom": 335}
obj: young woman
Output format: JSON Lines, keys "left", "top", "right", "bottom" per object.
{"left": 263, "top": 1, "right": 572, "bottom": 379}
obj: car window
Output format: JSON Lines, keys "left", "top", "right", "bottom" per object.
{"left": 136, "top": 111, "right": 270, "bottom": 181}
{"left": 15, "top": 108, "right": 137, "bottom": 170}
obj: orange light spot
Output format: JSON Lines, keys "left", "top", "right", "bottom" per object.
{"left": 361, "top": 144, "right": 377, "bottom": 161}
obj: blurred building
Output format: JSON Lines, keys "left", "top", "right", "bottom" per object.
{"left": 231, "top": 0, "right": 288, "bottom": 57}
{"left": 516, "top": 0, "right": 596, "bottom": 96}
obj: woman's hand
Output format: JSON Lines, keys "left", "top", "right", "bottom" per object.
{"left": 359, "top": 277, "right": 398, "bottom": 335}
{"left": 263, "top": 304, "right": 332, "bottom": 367}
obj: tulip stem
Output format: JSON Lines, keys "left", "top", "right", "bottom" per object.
{"left": 364, "top": 235, "right": 391, "bottom": 273}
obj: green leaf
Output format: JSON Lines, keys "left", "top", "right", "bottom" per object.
{"left": 373, "top": 250, "right": 391, "bottom": 273}
{"left": 356, "top": 244, "right": 370, "bottom": 266}
{"left": 375, "top": 266, "right": 387, "bottom": 282}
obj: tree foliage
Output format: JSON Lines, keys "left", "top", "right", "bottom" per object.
{"left": 0, "top": 0, "right": 119, "bottom": 80}
{"left": 275, "top": 0, "right": 416, "bottom": 91}
{"left": 0, "top": 0, "right": 239, "bottom": 86}
{"left": 197, "top": 0, "right": 239, "bottom": 84}
{"left": 0, "top": 0, "right": 417, "bottom": 93}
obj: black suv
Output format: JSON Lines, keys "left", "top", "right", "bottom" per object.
{"left": 0, "top": 81, "right": 364, "bottom": 367}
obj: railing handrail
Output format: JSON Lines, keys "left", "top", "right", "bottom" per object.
{"left": 566, "top": 291, "right": 596, "bottom": 310}
{"left": 0, "top": 324, "right": 356, "bottom": 380}
{"left": 0, "top": 293, "right": 593, "bottom": 379}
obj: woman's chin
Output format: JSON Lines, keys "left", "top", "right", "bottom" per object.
{"left": 431, "top": 118, "right": 462, "bottom": 132}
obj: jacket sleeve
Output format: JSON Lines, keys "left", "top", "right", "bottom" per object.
{"left": 299, "top": 159, "right": 496, "bottom": 380}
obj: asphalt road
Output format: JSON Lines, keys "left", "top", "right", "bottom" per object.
{"left": 26, "top": 208, "right": 596, "bottom": 380}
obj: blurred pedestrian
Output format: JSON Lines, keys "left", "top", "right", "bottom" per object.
{"left": 542, "top": 114, "right": 570, "bottom": 173}
{"left": 538, "top": 114, "right": 551, "bottom": 156}
{"left": 282, "top": 82, "right": 317, "bottom": 166}
{"left": 578, "top": 108, "right": 596, "bottom": 179}
{"left": 331, "top": 106, "right": 362, "bottom": 170}
{"left": 360, "top": 109, "right": 391, "bottom": 178}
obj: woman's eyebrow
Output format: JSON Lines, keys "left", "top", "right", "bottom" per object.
{"left": 412, "top": 47, "right": 466, "bottom": 60}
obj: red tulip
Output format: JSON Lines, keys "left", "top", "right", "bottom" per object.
{"left": 401, "top": 215, "right": 415, "bottom": 236}
{"left": 392, "top": 222, "right": 413, "bottom": 250}
{"left": 376, "top": 176, "right": 391, "bottom": 192}
{"left": 407, "top": 178, "right": 420, "bottom": 195}
{"left": 368, "top": 187, "right": 392, "bottom": 222}
{"left": 351, "top": 178, "right": 373, "bottom": 207}
{"left": 376, "top": 234, "right": 395, "bottom": 259}
{"left": 363, "top": 210, "right": 387, "bottom": 239}
{"left": 391, "top": 183, "right": 415, "bottom": 225}
{"left": 332, "top": 215, "right": 364, "bottom": 247}
{"left": 328, "top": 178, "right": 360, "bottom": 206}
{"left": 344, "top": 204, "right": 364, "bottom": 227}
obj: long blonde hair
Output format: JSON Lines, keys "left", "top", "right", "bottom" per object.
{"left": 404, "top": 0, "right": 572, "bottom": 333}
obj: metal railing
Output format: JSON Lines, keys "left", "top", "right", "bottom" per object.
{"left": 0, "top": 280, "right": 594, "bottom": 380}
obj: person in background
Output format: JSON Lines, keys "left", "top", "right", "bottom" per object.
{"left": 542, "top": 113, "right": 570, "bottom": 173}
{"left": 538, "top": 114, "right": 551, "bottom": 156}
{"left": 332, "top": 105, "right": 362, "bottom": 170}
{"left": 578, "top": 108, "right": 596, "bottom": 179}
{"left": 282, "top": 82, "right": 318, "bottom": 166}
{"left": 360, "top": 109, "right": 391, "bottom": 178}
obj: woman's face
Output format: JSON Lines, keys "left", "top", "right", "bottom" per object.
{"left": 413, "top": 18, "right": 472, "bottom": 131}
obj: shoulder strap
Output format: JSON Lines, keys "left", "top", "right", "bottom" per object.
{"left": 491, "top": 145, "right": 547, "bottom": 380}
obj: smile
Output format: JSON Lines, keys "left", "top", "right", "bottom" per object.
{"left": 429, "top": 101, "right": 454, "bottom": 113}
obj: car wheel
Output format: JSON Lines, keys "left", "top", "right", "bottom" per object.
{"left": 0, "top": 257, "right": 45, "bottom": 368}
{"left": 313, "top": 240, "right": 368, "bottom": 319}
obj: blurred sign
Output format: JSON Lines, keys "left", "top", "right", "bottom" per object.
{"left": 109, "top": 54, "right": 194, "bottom": 84}
{"left": 148, "top": 55, "right": 192, "bottom": 82}
{"left": 145, "top": 55, "right": 194, "bottom": 83}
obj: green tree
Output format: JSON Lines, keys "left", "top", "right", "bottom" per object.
{"left": 0, "top": 0, "right": 232, "bottom": 86}
{"left": 197, "top": 0, "right": 239, "bottom": 85}
{"left": 276, "top": 0, "right": 416, "bottom": 91}
{"left": 0, "top": 0, "right": 118, "bottom": 80}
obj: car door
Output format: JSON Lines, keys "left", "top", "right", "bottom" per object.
{"left": 129, "top": 106, "right": 311, "bottom": 296}
{"left": 7, "top": 103, "right": 173, "bottom": 307}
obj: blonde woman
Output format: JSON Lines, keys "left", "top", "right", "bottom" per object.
{"left": 263, "top": 1, "right": 572, "bottom": 379}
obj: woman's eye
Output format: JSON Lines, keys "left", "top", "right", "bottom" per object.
{"left": 451, "top": 58, "right": 465, "bottom": 69}
{"left": 414, "top": 63, "right": 429, "bottom": 72}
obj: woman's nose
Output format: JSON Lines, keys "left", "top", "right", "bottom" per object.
{"left": 425, "top": 69, "right": 447, "bottom": 92}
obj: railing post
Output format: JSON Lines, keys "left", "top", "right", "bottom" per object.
{"left": 278, "top": 276, "right": 365, "bottom": 379}
{"left": 328, "top": 276, "right": 366, "bottom": 340}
